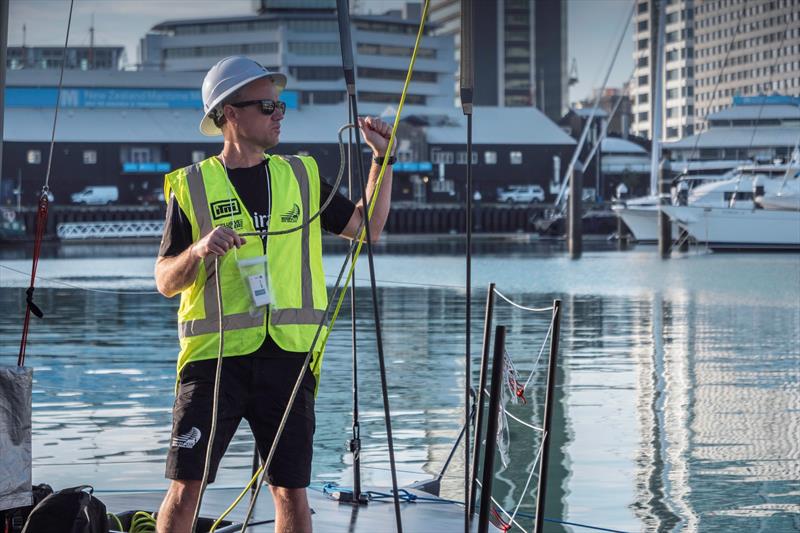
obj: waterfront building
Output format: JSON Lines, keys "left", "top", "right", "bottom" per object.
{"left": 428, "top": 0, "right": 569, "bottom": 122}
{"left": 6, "top": 46, "right": 126, "bottom": 71}
{"left": 631, "top": 0, "right": 696, "bottom": 143}
{"left": 139, "top": 1, "right": 455, "bottom": 108}
{"left": 1, "top": 69, "right": 574, "bottom": 206}
{"left": 693, "top": 0, "right": 800, "bottom": 132}
{"left": 665, "top": 94, "right": 800, "bottom": 165}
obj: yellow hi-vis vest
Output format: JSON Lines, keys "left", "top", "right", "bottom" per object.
{"left": 164, "top": 155, "right": 328, "bottom": 385}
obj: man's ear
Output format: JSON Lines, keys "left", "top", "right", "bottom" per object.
{"left": 222, "top": 104, "right": 237, "bottom": 125}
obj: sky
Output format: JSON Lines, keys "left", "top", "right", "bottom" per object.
{"left": 7, "top": 0, "right": 635, "bottom": 105}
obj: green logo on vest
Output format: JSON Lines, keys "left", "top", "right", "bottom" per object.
{"left": 281, "top": 204, "right": 300, "bottom": 223}
{"left": 211, "top": 199, "right": 242, "bottom": 220}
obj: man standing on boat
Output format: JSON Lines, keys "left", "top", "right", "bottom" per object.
{"left": 154, "top": 56, "right": 394, "bottom": 533}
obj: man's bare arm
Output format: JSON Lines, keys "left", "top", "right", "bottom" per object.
{"left": 340, "top": 160, "right": 392, "bottom": 242}
{"left": 155, "top": 226, "right": 246, "bottom": 298}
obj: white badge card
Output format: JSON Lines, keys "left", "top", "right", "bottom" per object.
{"left": 237, "top": 256, "right": 271, "bottom": 310}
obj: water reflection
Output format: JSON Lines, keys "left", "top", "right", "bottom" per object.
{"left": 1, "top": 245, "right": 798, "bottom": 532}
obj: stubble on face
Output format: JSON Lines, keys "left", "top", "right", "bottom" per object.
{"left": 230, "top": 77, "right": 282, "bottom": 151}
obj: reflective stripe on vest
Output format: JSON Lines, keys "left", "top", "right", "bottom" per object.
{"left": 178, "top": 162, "right": 263, "bottom": 339}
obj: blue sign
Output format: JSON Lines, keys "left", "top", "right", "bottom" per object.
{"left": 123, "top": 162, "right": 172, "bottom": 173}
{"left": 5, "top": 87, "right": 299, "bottom": 110}
{"left": 394, "top": 161, "right": 433, "bottom": 172}
{"left": 733, "top": 94, "right": 800, "bottom": 106}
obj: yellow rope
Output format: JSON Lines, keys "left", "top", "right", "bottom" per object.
{"left": 209, "top": 1, "right": 430, "bottom": 530}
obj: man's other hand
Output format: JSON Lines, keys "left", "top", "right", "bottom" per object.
{"left": 191, "top": 226, "right": 246, "bottom": 258}
{"left": 358, "top": 116, "right": 393, "bottom": 157}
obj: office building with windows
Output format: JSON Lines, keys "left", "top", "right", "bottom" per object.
{"left": 693, "top": 0, "right": 800, "bottom": 132}
{"left": 6, "top": 46, "right": 125, "bottom": 71}
{"left": 631, "top": 0, "right": 696, "bottom": 142}
{"left": 429, "top": 0, "right": 568, "bottom": 121}
{"left": 139, "top": 2, "right": 455, "bottom": 108}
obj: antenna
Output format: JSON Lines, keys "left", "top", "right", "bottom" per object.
{"left": 89, "top": 13, "right": 94, "bottom": 70}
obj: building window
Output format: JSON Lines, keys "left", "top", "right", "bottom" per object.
{"left": 430, "top": 149, "right": 454, "bottom": 164}
{"left": 484, "top": 151, "right": 497, "bottom": 165}
{"left": 27, "top": 150, "right": 41, "bottom": 164}
{"left": 288, "top": 42, "right": 339, "bottom": 56}
{"left": 509, "top": 151, "right": 523, "bottom": 165}
{"left": 638, "top": 38, "right": 649, "bottom": 51}
{"left": 192, "top": 150, "right": 206, "bottom": 163}
{"left": 637, "top": 56, "right": 649, "bottom": 67}
{"left": 638, "top": 1, "right": 648, "bottom": 13}
{"left": 638, "top": 74, "right": 649, "bottom": 85}
{"left": 638, "top": 111, "right": 649, "bottom": 122}
{"left": 83, "top": 150, "right": 97, "bottom": 165}
{"left": 130, "top": 147, "right": 152, "bottom": 163}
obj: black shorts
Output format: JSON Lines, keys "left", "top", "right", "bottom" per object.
{"left": 165, "top": 355, "right": 316, "bottom": 488}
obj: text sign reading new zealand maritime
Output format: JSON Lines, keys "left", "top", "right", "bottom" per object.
{"left": 5, "top": 87, "right": 299, "bottom": 110}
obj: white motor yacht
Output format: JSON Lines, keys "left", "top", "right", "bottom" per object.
{"left": 661, "top": 164, "right": 800, "bottom": 250}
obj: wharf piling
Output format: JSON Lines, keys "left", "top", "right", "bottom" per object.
{"left": 568, "top": 163, "right": 584, "bottom": 259}
{"left": 658, "top": 159, "right": 672, "bottom": 258}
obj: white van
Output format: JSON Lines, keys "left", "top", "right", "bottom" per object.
{"left": 70, "top": 186, "right": 119, "bottom": 205}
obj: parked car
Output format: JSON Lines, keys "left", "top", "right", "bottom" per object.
{"left": 70, "top": 186, "right": 119, "bottom": 205}
{"left": 496, "top": 185, "right": 545, "bottom": 204}
{"left": 138, "top": 187, "right": 165, "bottom": 206}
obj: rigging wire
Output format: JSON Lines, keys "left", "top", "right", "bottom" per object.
{"left": 17, "top": 0, "right": 75, "bottom": 368}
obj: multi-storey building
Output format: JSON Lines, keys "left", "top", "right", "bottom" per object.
{"left": 631, "top": 0, "right": 696, "bottom": 142}
{"left": 6, "top": 46, "right": 125, "bottom": 71}
{"left": 429, "top": 0, "right": 568, "bottom": 122}
{"left": 693, "top": 0, "right": 800, "bottom": 132}
{"left": 139, "top": 1, "right": 455, "bottom": 108}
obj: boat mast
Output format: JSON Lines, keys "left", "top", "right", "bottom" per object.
{"left": 0, "top": 0, "right": 9, "bottom": 177}
{"left": 460, "top": 0, "right": 474, "bottom": 530}
{"left": 650, "top": 0, "right": 667, "bottom": 196}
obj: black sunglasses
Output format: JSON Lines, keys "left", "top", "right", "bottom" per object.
{"left": 229, "top": 99, "right": 286, "bottom": 116}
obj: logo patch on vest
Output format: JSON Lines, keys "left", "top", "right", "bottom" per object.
{"left": 281, "top": 204, "right": 300, "bottom": 223}
{"left": 210, "top": 199, "right": 242, "bottom": 220}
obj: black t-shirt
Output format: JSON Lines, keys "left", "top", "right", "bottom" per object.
{"left": 158, "top": 158, "right": 356, "bottom": 357}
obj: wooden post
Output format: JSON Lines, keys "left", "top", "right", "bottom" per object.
{"left": 568, "top": 162, "right": 584, "bottom": 259}
{"left": 658, "top": 157, "right": 672, "bottom": 258}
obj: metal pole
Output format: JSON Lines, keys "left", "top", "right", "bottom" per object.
{"left": 347, "top": 98, "right": 364, "bottom": 504}
{"left": 469, "top": 282, "right": 495, "bottom": 516}
{"left": 336, "top": 0, "right": 403, "bottom": 528}
{"left": 649, "top": 0, "right": 667, "bottom": 196}
{"left": 534, "top": 300, "right": 562, "bottom": 533}
{"left": 658, "top": 157, "right": 672, "bottom": 258}
{"left": 568, "top": 162, "right": 583, "bottom": 259}
{"left": 461, "top": 0, "right": 474, "bottom": 524}
{"left": 477, "top": 325, "right": 506, "bottom": 533}
{"left": 0, "top": 0, "right": 9, "bottom": 179}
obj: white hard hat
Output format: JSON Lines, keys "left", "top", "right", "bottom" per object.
{"left": 199, "top": 56, "right": 287, "bottom": 136}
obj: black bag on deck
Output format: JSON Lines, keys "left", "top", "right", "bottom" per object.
{"left": 21, "top": 485, "right": 108, "bottom": 533}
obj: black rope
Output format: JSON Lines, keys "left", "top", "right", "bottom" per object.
{"left": 336, "top": 0, "right": 403, "bottom": 529}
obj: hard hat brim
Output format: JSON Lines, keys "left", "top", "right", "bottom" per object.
{"left": 199, "top": 71, "right": 288, "bottom": 136}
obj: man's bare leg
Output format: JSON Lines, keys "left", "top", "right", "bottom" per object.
{"left": 271, "top": 486, "right": 312, "bottom": 533}
{"left": 156, "top": 479, "right": 202, "bottom": 533}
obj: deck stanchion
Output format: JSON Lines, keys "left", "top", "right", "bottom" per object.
{"left": 469, "top": 283, "right": 495, "bottom": 516}
{"left": 568, "top": 162, "right": 584, "bottom": 259}
{"left": 534, "top": 300, "right": 562, "bottom": 533}
{"left": 477, "top": 325, "right": 506, "bottom": 533}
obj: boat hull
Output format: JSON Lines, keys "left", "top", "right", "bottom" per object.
{"left": 612, "top": 204, "right": 679, "bottom": 243}
{"left": 662, "top": 205, "right": 800, "bottom": 250}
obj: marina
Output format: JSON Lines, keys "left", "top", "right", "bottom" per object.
{"left": 2, "top": 0, "right": 800, "bottom": 531}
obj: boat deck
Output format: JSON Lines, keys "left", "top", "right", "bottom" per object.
{"left": 100, "top": 484, "right": 501, "bottom": 532}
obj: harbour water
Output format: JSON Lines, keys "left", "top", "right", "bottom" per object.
{"left": 1, "top": 238, "right": 798, "bottom": 532}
